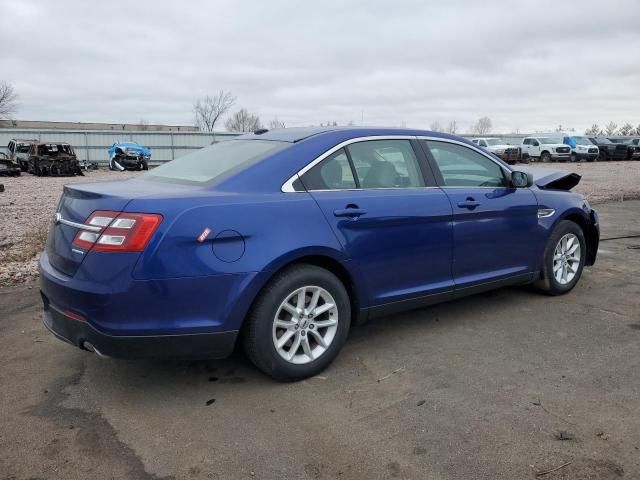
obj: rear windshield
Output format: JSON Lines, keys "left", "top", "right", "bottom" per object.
{"left": 146, "top": 140, "right": 287, "bottom": 184}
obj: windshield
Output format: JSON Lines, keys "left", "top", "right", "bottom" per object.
{"left": 484, "top": 139, "right": 504, "bottom": 146}
{"left": 573, "top": 137, "right": 593, "bottom": 145}
{"left": 539, "top": 137, "right": 563, "bottom": 145}
{"left": 146, "top": 139, "right": 288, "bottom": 184}
{"left": 596, "top": 137, "right": 612, "bottom": 144}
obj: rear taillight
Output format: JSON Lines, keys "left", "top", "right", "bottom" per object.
{"left": 72, "top": 210, "right": 163, "bottom": 252}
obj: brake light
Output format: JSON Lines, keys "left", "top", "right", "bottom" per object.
{"left": 72, "top": 210, "right": 163, "bottom": 252}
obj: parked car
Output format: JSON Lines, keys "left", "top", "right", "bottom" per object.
{"left": 7, "top": 139, "right": 37, "bottom": 171}
{"left": 0, "top": 152, "right": 21, "bottom": 176}
{"left": 40, "top": 127, "right": 599, "bottom": 381}
{"left": 521, "top": 136, "right": 571, "bottom": 162}
{"left": 470, "top": 137, "right": 523, "bottom": 164}
{"left": 562, "top": 135, "right": 599, "bottom": 162}
{"left": 108, "top": 142, "right": 150, "bottom": 171}
{"left": 607, "top": 138, "right": 640, "bottom": 160}
{"left": 27, "top": 142, "right": 84, "bottom": 176}
{"left": 587, "top": 137, "right": 628, "bottom": 161}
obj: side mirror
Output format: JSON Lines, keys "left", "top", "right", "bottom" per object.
{"left": 511, "top": 171, "right": 532, "bottom": 188}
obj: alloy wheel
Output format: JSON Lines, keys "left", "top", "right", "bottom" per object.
{"left": 272, "top": 286, "right": 338, "bottom": 365}
{"left": 553, "top": 233, "right": 581, "bottom": 285}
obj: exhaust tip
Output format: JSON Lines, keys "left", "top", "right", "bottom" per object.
{"left": 82, "top": 341, "right": 107, "bottom": 358}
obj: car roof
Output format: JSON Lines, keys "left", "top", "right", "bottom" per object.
{"left": 236, "top": 126, "right": 465, "bottom": 143}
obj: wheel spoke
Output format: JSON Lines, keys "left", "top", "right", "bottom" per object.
{"left": 288, "top": 334, "right": 302, "bottom": 360}
{"left": 275, "top": 319, "right": 296, "bottom": 329}
{"left": 307, "top": 288, "right": 321, "bottom": 312}
{"left": 313, "top": 303, "right": 335, "bottom": 317}
{"left": 301, "top": 335, "right": 314, "bottom": 360}
{"left": 276, "top": 329, "right": 295, "bottom": 349}
{"left": 309, "top": 329, "right": 327, "bottom": 349}
{"left": 313, "top": 318, "right": 337, "bottom": 329}
{"left": 568, "top": 243, "right": 579, "bottom": 255}
{"left": 561, "top": 265, "right": 568, "bottom": 283}
{"left": 282, "top": 302, "right": 298, "bottom": 317}
{"left": 296, "top": 288, "right": 306, "bottom": 311}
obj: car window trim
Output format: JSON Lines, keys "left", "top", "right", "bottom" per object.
{"left": 283, "top": 135, "right": 447, "bottom": 193}
{"left": 417, "top": 136, "right": 514, "bottom": 189}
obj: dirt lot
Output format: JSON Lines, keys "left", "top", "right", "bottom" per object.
{"left": 1, "top": 200, "right": 639, "bottom": 480}
{"left": 2, "top": 161, "right": 640, "bottom": 287}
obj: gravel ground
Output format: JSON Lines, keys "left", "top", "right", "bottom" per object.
{"left": 1, "top": 161, "right": 639, "bottom": 287}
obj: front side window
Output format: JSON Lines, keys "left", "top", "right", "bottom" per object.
{"left": 347, "top": 139, "right": 424, "bottom": 188}
{"left": 147, "top": 139, "right": 287, "bottom": 184}
{"left": 423, "top": 141, "right": 508, "bottom": 188}
{"left": 300, "top": 148, "right": 356, "bottom": 190}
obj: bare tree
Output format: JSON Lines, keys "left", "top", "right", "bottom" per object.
{"left": 0, "top": 81, "right": 18, "bottom": 119}
{"left": 446, "top": 120, "right": 458, "bottom": 134}
{"left": 636, "top": 123, "right": 640, "bottom": 136}
{"left": 618, "top": 122, "right": 634, "bottom": 136}
{"left": 585, "top": 124, "right": 601, "bottom": 136}
{"left": 429, "top": 120, "right": 442, "bottom": 132}
{"left": 137, "top": 118, "right": 150, "bottom": 131}
{"left": 604, "top": 121, "right": 618, "bottom": 136}
{"left": 193, "top": 90, "right": 236, "bottom": 137}
{"left": 472, "top": 116, "right": 493, "bottom": 135}
{"left": 268, "top": 118, "right": 286, "bottom": 129}
{"left": 225, "top": 108, "right": 262, "bottom": 132}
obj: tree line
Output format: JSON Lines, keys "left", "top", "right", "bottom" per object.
{"left": 584, "top": 122, "right": 640, "bottom": 136}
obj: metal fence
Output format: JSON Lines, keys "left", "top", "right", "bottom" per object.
{"left": 0, "top": 129, "right": 240, "bottom": 164}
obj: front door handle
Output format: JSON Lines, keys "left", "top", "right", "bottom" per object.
{"left": 457, "top": 198, "right": 480, "bottom": 209}
{"left": 334, "top": 207, "right": 367, "bottom": 218}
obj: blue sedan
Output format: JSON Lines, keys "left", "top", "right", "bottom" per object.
{"left": 40, "top": 127, "right": 599, "bottom": 380}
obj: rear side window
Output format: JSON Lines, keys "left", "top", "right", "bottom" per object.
{"left": 423, "top": 140, "right": 507, "bottom": 188}
{"left": 347, "top": 139, "right": 424, "bottom": 188}
{"left": 300, "top": 149, "right": 356, "bottom": 190}
{"left": 146, "top": 140, "right": 287, "bottom": 184}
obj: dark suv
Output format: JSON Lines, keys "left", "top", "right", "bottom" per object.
{"left": 588, "top": 137, "right": 628, "bottom": 161}
{"left": 607, "top": 138, "right": 640, "bottom": 160}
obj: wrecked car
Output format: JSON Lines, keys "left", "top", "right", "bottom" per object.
{"left": 27, "top": 142, "right": 84, "bottom": 176}
{"left": 0, "top": 152, "right": 21, "bottom": 176}
{"left": 107, "top": 142, "right": 150, "bottom": 171}
{"left": 7, "top": 139, "right": 37, "bottom": 171}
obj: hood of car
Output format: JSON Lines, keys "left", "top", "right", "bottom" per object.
{"left": 518, "top": 167, "right": 581, "bottom": 191}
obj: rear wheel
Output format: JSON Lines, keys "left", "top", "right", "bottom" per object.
{"left": 242, "top": 264, "right": 351, "bottom": 381}
{"left": 535, "top": 220, "right": 586, "bottom": 295}
{"left": 599, "top": 151, "right": 608, "bottom": 161}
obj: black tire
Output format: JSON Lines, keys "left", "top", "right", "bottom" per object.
{"left": 141, "top": 160, "right": 149, "bottom": 171}
{"left": 242, "top": 264, "right": 351, "bottom": 381}
{"left": 535, "top": 220, "right": 587, "bottom": 295}
{"left": 541, "top": 152, "right": 551, "bottom": 163}
{"left": 599, "top": 151, "right": 608, "bottom": 162}
{"left": 570, "top": 153, "right": 577, "bottom": 163}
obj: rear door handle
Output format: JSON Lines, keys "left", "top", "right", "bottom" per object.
{"left": 457, "top": 198, "right": 480, "bottom": 209}
{"left": 334, "top": 208, "right": 367, "bottom": 218}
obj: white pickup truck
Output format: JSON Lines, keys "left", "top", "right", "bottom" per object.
{"left": 470, "top": 138, "right": 523, "bottom": 164}
{"left": 521, "top": 136, "right": 571, "bottom": 162}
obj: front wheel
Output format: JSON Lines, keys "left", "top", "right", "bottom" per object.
{"left": 535, "top": 220, "right": 586, "bottom": 295}
{"left": 541, "top": 152, "right": 551, "bottom": 163}
{"left": 242, "top": 264, "right": 351, "bottom": 381}
{"left": 570, "top": 153, "right": 577, "bottom": 162}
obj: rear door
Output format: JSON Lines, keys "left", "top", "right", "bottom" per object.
{"left": 299, "top": 138, "right": 454, "bottom": 307}
{"left": 420, "top": 139, "right": 540, "bottom": 288}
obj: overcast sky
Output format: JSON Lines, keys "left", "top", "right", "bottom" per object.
{"left": 1, "top": 0, "right": 639, "bottom": 133}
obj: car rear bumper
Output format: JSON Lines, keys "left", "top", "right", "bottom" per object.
{"left": 41, "top": 293, "right": 238, "bottom": 359}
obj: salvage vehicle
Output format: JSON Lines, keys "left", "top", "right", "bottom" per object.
{"left": 562, "top": 135, "right": 599, "bottom": 162}
{"left": 470, "top": 137, "right": 523, "bottom": 164}
{"left": 27, "top": 142, "right": 84, "bottom": 176}
{"left": 607, "top": 138, "right": 640, "bottom": 160}
{"left": 587, "top": 137, "right": 628, "bottom": 161}
{"left": 40, "top": 127, "right": 599, "bottom": 381}
{"left": 7, "top": 139, "right": 37, "bottom": 171}
{"left": 521, "top": 136, "right": 571, "bottom": 162}
{"left": 0, "top": 152, "right": 21, "bottom": 176}
{"left": 108, "top": 142, "right": 150, "bottom": 171}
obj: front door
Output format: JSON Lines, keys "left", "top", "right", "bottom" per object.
{"left": 421, "top": 139, "right": 540, "bottom": 288}
{"left": 299, "top": 139, "right": 454, "bottom": 307}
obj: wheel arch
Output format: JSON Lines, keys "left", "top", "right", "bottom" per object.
{"left": 238, "top": 248, "right": 367, "bottom": 333}
{"left": 556, "top": 211, "right": 598, "bottom": 266}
